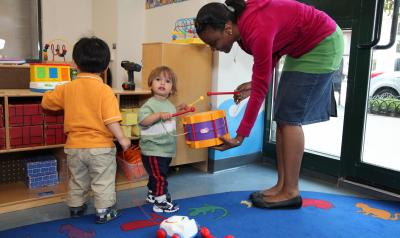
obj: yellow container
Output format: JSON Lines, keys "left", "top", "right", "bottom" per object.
{"left": 121, "top": 125, "right": 132, "bottom": 138}
{"left": 121, "top": 112, "right": 137, "bottom": 125}
{"left": 131, "top": 125, "right": 140, "bottom": 138}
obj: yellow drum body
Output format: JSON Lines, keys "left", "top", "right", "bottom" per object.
{"left": 182, "top": 110, "right": 230, "bottom": 149}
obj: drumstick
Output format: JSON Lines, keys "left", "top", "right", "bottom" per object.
{"left": 189, "top": 96, "right": 204, "bottom": 106}
{"left": 171, "top": 106, "right": 195, "bottom": 117}
{"left": 207, "top": 91, "right": 240, "bottom": 96}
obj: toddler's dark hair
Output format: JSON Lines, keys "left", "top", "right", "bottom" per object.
{"left": 72, "top": 37, "right": 110, "bottom": 73}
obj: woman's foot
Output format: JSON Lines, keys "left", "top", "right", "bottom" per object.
{"left": 249, "top": 185, "right": 283, "bottom": 200}
{"left": 251, "top": 193, "right": 302, "bottom": 209}
{"left": 260, "top": 185, "right": 283, "bottom": 197}
{"left": 262, "top": 190, "right": 299, "bottom": 203}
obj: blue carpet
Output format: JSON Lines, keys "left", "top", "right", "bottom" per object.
{"left": 1, "top": 191, "right": 400, "bottom": 238}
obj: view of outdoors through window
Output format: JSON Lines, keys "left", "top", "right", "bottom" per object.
{"left": 364, "top": 3, "right": 400, "bottom": 172}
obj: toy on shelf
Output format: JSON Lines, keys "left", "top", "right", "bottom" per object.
{"left": 42, "top": 38, "right": 69, "bottom": 62}
{"left": 30, "top": 63, "right": 71, "bottom": 92}
{"left": 171, "top": 18, "right": 204, "bottom": 44}
{"left": 121, "top": 60, "right": 142, "bottom": 90}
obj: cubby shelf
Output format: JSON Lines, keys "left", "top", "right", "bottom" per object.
{"left": 0, "top": 88, "right": 151, "bottom": 214}
{"left": 0, "top": 144, "right": 64, "bottom": 154}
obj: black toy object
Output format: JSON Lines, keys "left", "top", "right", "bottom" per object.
{"left": 121, "top": 60, "right": 142, "bottom": 90}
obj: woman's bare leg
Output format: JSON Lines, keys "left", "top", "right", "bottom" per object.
{"left": 261, "top": 124, "right": 284, "bottom": 196}
{"left": 263, "top": 124, "right": 304, "bottom": 202}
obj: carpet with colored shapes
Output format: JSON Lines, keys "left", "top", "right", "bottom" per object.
{"left": 1, "top": 191, "right": 400, "bottom": 238}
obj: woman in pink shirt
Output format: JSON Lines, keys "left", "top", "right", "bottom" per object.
{"left": 195, "top": 0, "right": 343, "bottom": 209}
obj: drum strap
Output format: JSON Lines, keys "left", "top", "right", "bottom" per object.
{"left": 161, "top": 121, "right": 187, "bottom": 137}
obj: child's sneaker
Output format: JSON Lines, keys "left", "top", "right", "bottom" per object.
{"left": 146, "top": 191, "right": 155, "bottom": 204}
{"left": 153, "top": 200, "right": 179, "bottom": 213}
{"left": 95, "top": 207, "right": 120, "bottom": 224}
{"left": 69, "top": 204, "right": 87, "bottom": 218}
{"left": 147, "top": 192, "right": 172, "bottom": 204}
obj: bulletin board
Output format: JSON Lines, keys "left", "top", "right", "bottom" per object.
{"left": 145, "top": 0, "right": 189, "bottom": 9}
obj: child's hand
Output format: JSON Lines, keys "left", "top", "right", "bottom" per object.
{"left": 176, "top": 103, "right": 189, "bottom": 111}
{"left": 118, "top": 137, "right": 131, "bottom": 151}
{"left": 159, "top": 112, "right": 172, "bottom": 121}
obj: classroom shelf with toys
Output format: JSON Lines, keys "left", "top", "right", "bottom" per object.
{"left": 0, "top": 76, "right": 152, "bottom": 214}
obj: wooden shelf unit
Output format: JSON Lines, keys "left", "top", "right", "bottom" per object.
{"left": 0, "top": 88, "right": 151, "bottom": 214}
{"left": 142, "top": 43, "right": 213, "bottom": 171}
{"left": 0, "top": 174, "right": 148, "bottom": 214}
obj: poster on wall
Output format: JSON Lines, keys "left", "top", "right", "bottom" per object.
{"left": 146, "top": 0, "right": 189, "bottom": 9}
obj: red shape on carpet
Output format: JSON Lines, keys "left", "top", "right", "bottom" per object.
{"left": 302, "top": 198, "right": 333, "bottom": 209}
{"left": 59, "top": 224, "right": 95, "bottom": 238}
{"left": 120, "top": 213, "right": 166, "bottom": 231}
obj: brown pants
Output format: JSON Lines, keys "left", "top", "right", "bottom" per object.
{"left": 64, "top": 147, "right": 117, "bottom": 209}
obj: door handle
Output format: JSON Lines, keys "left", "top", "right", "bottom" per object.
{"left": 358, "top": 0, "right": 385, "bottom": 49}
{"left": 375, "top": 0, "right": 399, "bottom": 49}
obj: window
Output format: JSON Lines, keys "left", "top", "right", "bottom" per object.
{"left": 395, "top": 58, "right": 400, "bottom": 71}
{"left": 372, "top": 59, "right": 377, "bottom": 71}
{"left": 0, "top": 0, "right": 42, "bottom": 61}
{"left": 397, "top": 41, "right": 400, "bottom": 53}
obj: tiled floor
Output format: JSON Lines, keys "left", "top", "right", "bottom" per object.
{"left": 0, "top": 160, "right": 368, "bottom": 231}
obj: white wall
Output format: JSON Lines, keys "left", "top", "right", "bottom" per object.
{"left": 116, "top": 0, "right": 146, "bottom": 89}
{"left": 42, "top": 0, "right": 93, "bottom": 62}
{"left": 42, "top": 0, "right": 146, "bottom": 90}
{"left": 214, "top": 44, "right": 253, "bottom": 108}
{"left": 93, "top": 0, "right": 118, "bottom": 86}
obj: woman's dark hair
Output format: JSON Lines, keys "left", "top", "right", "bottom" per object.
{"left": 195, "top": 0, "right": 246, "bottom": 34}
{"left": 72, "top": 37, "right": 110, "bottom": 73}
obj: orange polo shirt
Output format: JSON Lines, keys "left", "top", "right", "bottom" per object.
{"left": 42, "top": 73, "right": 121, "bottom": 148}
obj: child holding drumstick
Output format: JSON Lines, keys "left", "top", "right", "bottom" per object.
{"left": 138, "top": 66, "right": 189, "bottom": 213}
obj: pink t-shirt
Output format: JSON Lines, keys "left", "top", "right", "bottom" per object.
{"left": 236, "top": 0, "right": 336, "bottom": 136}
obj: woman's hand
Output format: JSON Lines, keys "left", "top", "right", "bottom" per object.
{"left": 212, "top": 135, "right": 244, "bottom": 151}
{"left": 233, "top": 82, "right": 252, "bottom": 104}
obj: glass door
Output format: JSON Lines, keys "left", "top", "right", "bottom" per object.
{"left": 343, "top": 0, "right": 400, "bottom": 191}
{"left": 265, "top": 0, "right": 400, "bottom": 191}
{"left": 364, "top": 0, "right": 400, "bottom": 172}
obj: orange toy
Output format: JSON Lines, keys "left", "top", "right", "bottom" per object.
{"left": 121, "top": 145, "right": 142, "bottom": 163}
{"left": 117, "top": 145, "right": 147, "bottom": 180}
{"left": 182, "top": 110, "right": 230, "bottom": 149}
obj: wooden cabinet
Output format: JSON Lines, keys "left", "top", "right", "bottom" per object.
{"left": 0, "top": 89, "right": 151, "bottom": 214}
{"left": 142, "top": 43, "right": 213, "bottom": 170}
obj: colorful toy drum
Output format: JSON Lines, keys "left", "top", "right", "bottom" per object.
{"left": 182, "top": 110, "right": 230, "bottom": 149}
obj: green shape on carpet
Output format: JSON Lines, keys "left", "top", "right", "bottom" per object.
{"left": 188, "top": 204, "right": 228, "bottom": 220}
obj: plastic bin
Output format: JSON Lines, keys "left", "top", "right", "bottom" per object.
{"left": 117, "top": 155, "right": 147, "bottom": 180}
